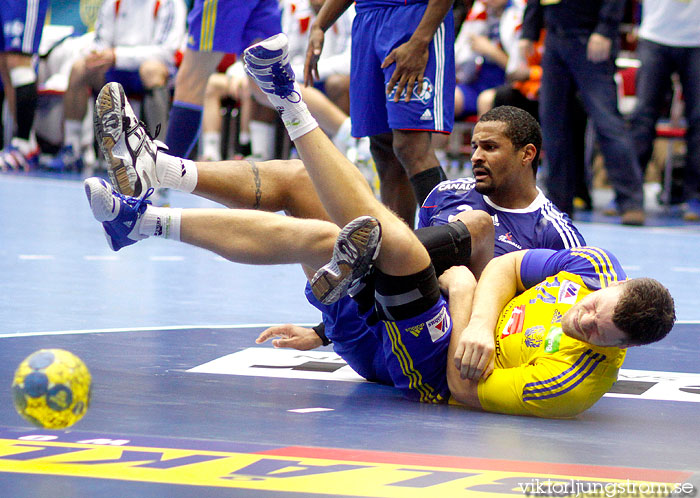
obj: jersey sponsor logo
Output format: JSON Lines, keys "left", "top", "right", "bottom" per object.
{"left": 406, "top": 324, "right": 425, "bottom": 337}
{"left": 437, "top": 179, "right": 476, "bottom": 192}
{"left": 420, "top": 109, "right": 433, "bottom": 121}
{"left": 544, "top": 326, "right": 563, "bottom": 353}
{"left": 498, "top": 233, "right": 522, "bottom": 250}
{"left": 524, "top": 326, "right": 545, "bottom": 348}
{"left": 427, "top": 306, "right": 450, "bottom": 342}
{"left": 558, "top": 280, "right": 581, "bottom": 304}
{"left": 501, "top": 305, "right": 525, "bottom": 338}
{"left": 551, "top": 309, "right": 563, "bottom": 324}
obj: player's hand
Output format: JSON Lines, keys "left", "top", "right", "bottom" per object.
{"left": 381, "top": 39, "right": 430, "bottom": 103}
{"left": 587, "top": 33, "right": 612, "bottom": 63}
{"left": 453, "top": 322, "right": 495, "bottom": 381}
{"left": 86, "top": 49, "right": 115, "bottom": 71}
{"left": 304, "top": 23, "right": 325, "bottom": 86}
{"left": 468, "top": 34, "right": 494, "bottom": 57}
{"left": 256, "top": 324, "right": 323, "bottom": 351}
{"left": 438, "top": 265, "right": 476, "bottom": 296}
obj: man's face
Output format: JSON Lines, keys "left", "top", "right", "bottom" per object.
{"left": 470, "top": 121, "right": 524, "bottom": 196}
{"left": 561, "top": 284, "right": 630, "bottom": 348}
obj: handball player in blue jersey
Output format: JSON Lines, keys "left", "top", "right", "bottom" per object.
{"left": 305, "top": 0, "right": 456, "bottom": 225}
{"left": 84, "top": 35, "right": 674, "bottom": 417}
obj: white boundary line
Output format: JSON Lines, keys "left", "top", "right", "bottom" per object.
{"left": 0, "top": 323, "right": 318, "bottom": 339}
{"left": 1, "top": 321, "right": 697, "bottom": 339}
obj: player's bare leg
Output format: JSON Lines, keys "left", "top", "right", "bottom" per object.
{"left": 244, "top": 34, "right": 430, "bottom": 278}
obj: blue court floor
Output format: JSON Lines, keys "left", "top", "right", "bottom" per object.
{"left": 1, "top": 173, "right": 699, "bottom": 497}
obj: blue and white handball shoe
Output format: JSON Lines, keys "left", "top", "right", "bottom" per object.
{"left": 243, "top": 33, "right": 300, "bottom": 102}
{"left": 310, "top": 216, "right": 382, "bottom": 305}
{"left": 94, "top": 82, "right": 166, "bottom": 198}
{"left": 84, "top": 177, "right": 153, "bottom": 251}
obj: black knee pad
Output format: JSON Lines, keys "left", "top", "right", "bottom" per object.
{"left": 373, "top": 265, "right": 441, "bottom": 321}
{"left": 414, "top": 220, "right": 472, "bottom": 276}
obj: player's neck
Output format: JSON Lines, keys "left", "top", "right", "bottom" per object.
{"left": 488, "top": 185, "right": 539, "bottom": 210}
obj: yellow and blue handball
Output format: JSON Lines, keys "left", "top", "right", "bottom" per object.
{"left": 12, "top": 349, "right": 91, "bottom": 429}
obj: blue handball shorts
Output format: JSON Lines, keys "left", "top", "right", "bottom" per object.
{"left": 305, "top": 283, "right": 452, "bottom": 403}
{"left": 350, "top": 3, "right": 455, "bottom": 138}
{"left": 186, "top": 0, "right": 281, "bottom": 53}
{"left": 1, "top": 0, "right": 50, "bottom": 54}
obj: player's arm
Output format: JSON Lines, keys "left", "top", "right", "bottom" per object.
{"left": 450, "top": 250, "right": 529, "bottom": 383}
{"left": 304, "top": 0, "right": 354, "bottom": 85}
{"left": 439, "top": 265, "right": 481, "bottom": 408}
{"left": 476, "top": 358, "right": 615, "bottom": 418}
{"left": 382, "top": 0, "right": 455, "bottom": 103}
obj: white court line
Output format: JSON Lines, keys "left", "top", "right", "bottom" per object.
{"left": 18, "top": 255, "right": 55, "bottom": 260}
{"left": 288, "top": 408, "right": 334, "bottom": 414}
{"left": 0, "top": 323, "right": 318, "bottom": 339}
{"left": 671, "top": 267, "right": 700, "bottom": 273}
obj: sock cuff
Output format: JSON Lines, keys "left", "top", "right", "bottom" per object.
{"left": 158, "top": 153, "right": 197, "bottom": 193}
{"left": 141, "top": 206, "right": 182, "bottom": 241}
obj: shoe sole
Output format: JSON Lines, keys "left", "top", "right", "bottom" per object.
{"left": 95, "top": 83, "right": 136, "bottom": 197}
{"left": 310, "top": 216, "right": 382, "bottom": 305}
{"left": 244, "top": 33, "right": 289, "bottom": 66}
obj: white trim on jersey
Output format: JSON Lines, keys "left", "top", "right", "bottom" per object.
{"left": 540, "top": 202, "right": 584, "bottom": 249}
{"left": 432, "top": 22, "right": 445, "bottom": 132}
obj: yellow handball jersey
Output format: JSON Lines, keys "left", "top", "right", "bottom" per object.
{"left": 477, "top": 270, "right": 626, "bottom": 418}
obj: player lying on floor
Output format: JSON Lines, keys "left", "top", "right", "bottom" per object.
{"left": 90, "top": 82, "right": 586, "bottom": 351}
{"left": 83, "top": 35, "right": 674, "bottom": 417}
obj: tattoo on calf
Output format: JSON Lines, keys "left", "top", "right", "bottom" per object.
{"left": 249, "top": 160, "right": 262, "bottom": 210}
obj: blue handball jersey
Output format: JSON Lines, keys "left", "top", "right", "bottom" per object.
{"left": 419, "top": 178, "right": 585, "bottom": 256}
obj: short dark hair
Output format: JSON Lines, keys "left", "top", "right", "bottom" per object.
{"left": 612, "top": 278, "right": 676, "bottom": 346}
{"left": 479, "top": 105, "right": 542, "bottom": 175}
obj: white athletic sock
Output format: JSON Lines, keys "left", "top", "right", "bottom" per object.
{"left": 200, "top": 131, "right": 221, "bottom": 161}
{"left": 139, "top": 206, "right": 182, "bottom": 240}
{"left": 263, "top": 82, "right": 318, "bottom": 140}
{"left": 249, "top": 121, "right": 276, "bottom": 160}
{"left": 332, "top": 117, "right": 353, "bottom": 155}
{"left": 155, "top": 152, "right": 198, "bottom": 192}
{"left": 64, "top": 120, "right": 83, "bottom": 155}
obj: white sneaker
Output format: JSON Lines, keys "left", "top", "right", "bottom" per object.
{"left": 84, "top": 177, "right": 153, "bottom": 251}
{"left": 94, "top": 82, "right": 166, "bottom": 198}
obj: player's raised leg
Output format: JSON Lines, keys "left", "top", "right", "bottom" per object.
{"left": 243, "top": 34, "right": 430, "bottom": 278}
{"left": 94, "top": 82, "right": 328, "bottom": 220}
{"left": 83, "top": 176, "right": 340, "bottom": 269}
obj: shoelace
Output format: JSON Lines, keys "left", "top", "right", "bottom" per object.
{"left": 118, "top": 187, "right": 155, "bottom": 214}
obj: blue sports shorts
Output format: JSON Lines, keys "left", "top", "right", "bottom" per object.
{"left": 306, "top": 283, "right": 452, "bottom": 403}
{"left": 1, "top": 0, "right": 50, "bottom": 54}
{"left": 186, "top": 0, "right": 281, "bottom": 54}
{"left": 349, "top": 3, "right": 455, "bottom": 137}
